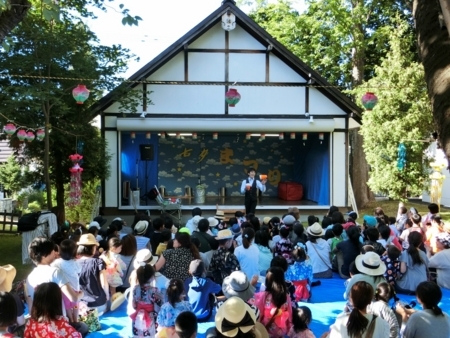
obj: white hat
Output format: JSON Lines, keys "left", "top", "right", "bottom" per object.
{"left": 192, "top": 215, "right": 203, "bottom": 231}
{"left": 208, "top": 217, "right": 219, "bottom": 227}
{"left": 110, "top": 292, "right": 125, "bottom": 311}
{"left": 0, "top": 265, "right": 16, "bottom": 292}
{"left": 306, "top": 222, "right": 324, "bottom": 237}
{"left": 113, "top": 217, "right": 123, "bottom": 222}
{"left": 134, "top": 220, "right": 149, "bottom": 235}
{"left": 88, "top": 221, "right": 100, "bottom": 230}
{"left": 222, "top": 271, "right": 255, "bottom": 301}
{"left": 134, "top": 249, "right": 158, "bottom": 269}
{"left": 355, "top": 252, "right": 387, "bottom": 276}
{"left": 282, "top": 215, "right": 296, "bottom": 225}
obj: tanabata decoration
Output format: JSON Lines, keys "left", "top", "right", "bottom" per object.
{"left": 68, "top": 154, "right": 84, "bottom": 206}
{"left": 25, "top": 131, "right": 35, "bottom": 142}
{"left": 17, "top": 129, "right": 27, "bottom": 142}
{"left": 3, "top": 123, "right": 16, "bottom": 137}
{"left": 361, "top": 92, "right": 378, "bottom": 110}
{"left": 72, "top": 84, "right": 90, "bottom": 105}
{"left": 397, "top": 143, "right": 406, "bottom": 171}
{"left": 225, "top": 88, "right": 241, "bottom": 107}
{"left": 36, "top": 129, "right": 45, "bottom": 141}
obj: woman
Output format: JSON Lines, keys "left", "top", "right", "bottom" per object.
{"left": 333, "top": 225, "right": 362, "bottom": 279}
{"left": 397, "top": 281, "right": 450, "bottom": 338}
{"left": 154, "top": 232, "right": 200, "bottom": 281}
{"left": 396, "top": 232, "right": 428, "bottom": 295}
{"left": 255, "top": 230, "right": 272, "bottom": 274}
{"left": 427, "top": 232, "right": 450, "bottom": 289}
{"left": 425, "top": 214, "right": 444, "bottom": 254}
{"left": 24, "top": 282, "right": 81, "bottom": 338}
{"left": 305, "top": 223, "right": 332, "bottom": 278}
{"left": 118, "top": 234, "right": 138, "bottom": 293}
{"left": 234, "top": 228, "right": 260, "bottom": 280}
{"left": 328, "top": 281, "right": 389, "bottom": 338}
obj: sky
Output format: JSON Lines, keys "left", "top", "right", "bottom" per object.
{"left": 85, "top": 0, "right": 306, "bottom": 78}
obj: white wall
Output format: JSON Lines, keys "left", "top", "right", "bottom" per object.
{"left": 332, "top": 132, "right": 347, "bottom": 206}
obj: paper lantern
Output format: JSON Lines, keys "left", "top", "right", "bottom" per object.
{"left": 36, "top": 129, "right": 45, "bottom": 141}
{"left": 319, "top": 133, "right": 324, "bottom": 144}
{"left": 145, "top": 132, "right": 151, "bottom": 139}
{"left": 160, "top": 133, "right": 165, "bottom": 139}
{"left": 192, "top": 133, "right": 197, "bottom": 140}
{"left": 213, "top": 133, "right": 218, "bottom": 140}
{"left": 176, "top": 133, "right": 181, "bottom": 140}
{"left": 16, "top": 129, "right": 27, "bottom": 141}
{"left": 25, "top": 131, "right": 35, "bottom": 142}
{"left": 72, "top": 84, "right": 90, "bottom": 104}
{"left": 290, "top": 133, "right": 296, "bottom": 140}
{"left": 69, "top": 154, "right": 83, "bottom": 163}
{"left": 279, "top": 133, "right": 284, "bottom": 140}
{"left": 130, "top": 132, "right": 136, "bottom": 144}
{"left": 3, "top": 123, "right": 16, "bottom": 137}
{"left": 361, "top": 92, "right": 378, "bottom": 110}
{"left": 302, "top": 133, "right": 308, "bottom": 141}
{"left": 225, "top": 88, "right": 241, "bottom": 107}
{"left": 246, "top": 133, "right": 251, "bottom": 140}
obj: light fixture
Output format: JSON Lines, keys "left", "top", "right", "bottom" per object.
{"left": 192, "top": 133, "right": 197, "bottom": 140}
{"left": 222, "top": 11, "right": 236, "bottom": 31}
{"left": 305, "top": 112, "right": 310, "bottom": 117}
{"left": 246, "top": 133, "right": 251, "bottom": 140}
{"left": 145, "top": 132, "right": 151, "bottom": 139}
{"left": 213, "top": 132, "right": 218, "bottom": 140}
{"left": 319, "top": 133, "right": 324, "bottom": 144}
{"left": 140, "top": 112, "right": 146, "bottom": 119}
{"left": 290, "top": 133, "right": 296, "bottom": 140}
{"left": 130, "top": 132, "right": 136, "bottom": 143}
{"left": 309, "top": 115, "right": 314, "bottom": 123}
{"left": 279, "top": 133, "right": 284, "bottom": 140}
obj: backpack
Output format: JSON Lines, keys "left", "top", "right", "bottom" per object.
{"left": 17, "top": 211, "right": 51, "bottom": 232}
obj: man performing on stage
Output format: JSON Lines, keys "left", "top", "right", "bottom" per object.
{"left": 240, "top": 167, "right": 267, "bottom": 215}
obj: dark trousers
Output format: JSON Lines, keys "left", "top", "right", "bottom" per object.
{"left": 245, "top": 198, "right": 257, "bottom": 215}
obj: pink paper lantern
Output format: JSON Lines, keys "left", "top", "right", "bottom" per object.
{"left": 72, "top": 84, "right": 90, "bottom": 105}
{"left": 69, "top": 154, "right": 83, "bottom": 163}
{"left": 361, "top": 92, "right": 378, "bottom": 110}
{"left": 16, "top": 129, "right": 27, "bottom": 142}
{"left": 225, "top": 88, "right": 241, "bottom": 107}
{"left": 25, "top": 131, "right": 35, "bottom": 142}
{"left": 3, "top": 123, "right": 16, "bottom": 137}
{"left": 36, "top": 129, "right": 45, "bottom": 141}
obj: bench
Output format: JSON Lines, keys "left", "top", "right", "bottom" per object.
{"left": 216, "top": 204, "right": 245, "bottom": 223}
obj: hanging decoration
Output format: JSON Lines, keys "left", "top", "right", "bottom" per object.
{"left": 145, "top": 132, "right": 151, "bottom": 139}
{"left": 160, "top": 132, "right": 165, "bottom": 139}
{"left": 319, "top": 133, "right": 324, "bottom": 144}
{"left": 225, "top": 88, "right": 241, "bottom": 107}
{"left": 290, "top": 133, "right": 296, "bottom": 140}
{"left": 68, "top": 154, "right": 83, "bottom": 206}
{"left": 36, "top": 129, "right": 45, "bottom": 141}
{"left": 302, "top": 133, "right": 307, "bottom": 146}
{"left": 259, "top": 133, "right": 265, "bottom": 141}
{"left": 176, "top": 133, "right": 181, "bottom": 140}
{"left": 361, "top": 92, "right": 378, "bottom": 110}
{"left": 16, "top": 129, "right": 27, "bottom": 142}
{"left": 3, "top": 123, "right": 17, "bottom": 137}
{"left": 213, "top": 132, "right": 218, "bottom": 140}
{"left": 246, "top": 133, "right": 251, "bottom": 140}
{"left": 279, "top": 133, "right": 284, "bottom": 140}
{"left": 130, "top": 132, "right": 136, "bottom": 143}
{"left": 72, "top": 84, "right": 90, "bottom": 105}
{"left": 25, "top": 130, "right": 35, "bottom": 142}
{"left": 397, "top": 143, "right": 406, "bottom": 171}
{"left": 192, "top": 133, "right": 197, "bottom": 140}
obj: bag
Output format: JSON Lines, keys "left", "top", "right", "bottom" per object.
{"left": 79, "top": 307, "right": 101, "bottom": 332}
{"left": 211, "top": 252, "right": 232, "bottom": 285}
{"left": 17, "top": 211, "right": 51, "bottom": 232}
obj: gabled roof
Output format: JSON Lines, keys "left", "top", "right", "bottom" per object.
{"left": 91, "top": 0, "right": 362, "bottom": 122}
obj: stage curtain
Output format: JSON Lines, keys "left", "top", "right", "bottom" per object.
{"left": 294, "top": 134, "right": 330, "bottom": 205}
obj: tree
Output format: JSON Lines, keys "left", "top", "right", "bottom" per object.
{"left": 0, "top": 155, "right": 31, "bottom": 196}
{"left": 413, "top": 1, "right": 450, "bottom": 167}
{"left": 354, "top": 19, "right": 433, "bottom": 199}
{"left": 0, "top": 1, "right": 129, "bottom": 215}
{"left": 0, "top": 0, "right": 141, "bottom": 46}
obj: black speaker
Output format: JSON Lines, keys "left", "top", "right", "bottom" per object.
{"left": 139, "top": 144, "right": 154, "bottom": 161}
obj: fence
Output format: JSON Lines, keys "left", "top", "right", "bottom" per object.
{"left": 0, "top": 211, "right": 22, "bottom": 234}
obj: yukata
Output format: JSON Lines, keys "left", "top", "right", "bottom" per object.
{"left": 254, "top": 292, "right": 293, "bottom": 337}
{"left": 285, "top": 259, "right": 313, "bottom": 302}
{"left": 274, "top": 238, "right": 294, "bottom": 264}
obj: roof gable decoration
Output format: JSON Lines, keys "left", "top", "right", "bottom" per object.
{"left": 93, "top": 0, "right": 362, "bottom": 124}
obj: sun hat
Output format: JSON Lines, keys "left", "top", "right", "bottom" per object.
{"left": 436, "top": 232, "right": 450, "bottom": 249}
{"left": 134, "top": 248, "right": 158, "bottom": 269}
{"left": 93, "top": 215, "right": 107, "bottom": 227}
{"left": 215, "top": 210, "right": 225, "bottom": 220}
{"left": 134, "top": 220, "right": 149, "bottom": 235}
{"left": 216, "top": 229, "right": 234, "bottom": 240}
{"left": 110, "top": 292, "right": 126, "bottom": 311}
{"left": 0, "top": 265, "right": 16, "bottom": 292}
{"left": 208, "top": 217, "right": 220, "bottom": 227}
{"left": 363, "top": 215, "right": 377, "bottom": 227}
{"left": 189, "top": 259, "right": 205, "bottom": 277}
{"left": 215, "top": 297, "right": 268, "bottom": 338}
{"left": 355, "top": 252, "right": 387, "bottom": 276}
{"left": 230, "top": 223, "right": 241, "bottom": 235}
{"left": 306, "top": 222, "right": 324, "bottom": 237}
{"left": 263, "top": 217, "right": 271, "bottom": 225}
{"left": 222, "top": 271, "right": 255, "bottom": 301}
{"left": 88, "top": 221, "right": 100, "bottom": 230}
{"left": 77, "top": 233, "right": 99, "bottom": 246}
{"left": 282, "top": 215, "right": 296, "bottom": 225}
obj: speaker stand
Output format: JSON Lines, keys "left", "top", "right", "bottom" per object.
{"left": 145, "top": 160, "right": 149, "bottom": 205}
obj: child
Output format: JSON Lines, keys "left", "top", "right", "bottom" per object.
{"left": 24, "top": 282, "right": 81, "bottom": 338}
{"left": 274, "top": 226, "right": 294, "bottom": 264}
{"left": 285, "top": 244, "right": 313, "bottom": 302}
{"left": 269, "top": 217, "right": 281, "bottom": 250}
{"left": 327, "top": 223, "right": 343, "bottom": 269}
{"left": 183, "top": 260, "right": 220, "bottom": 322}
{"left": 0, "top": 291, "right": 19, "bottom": 338}
{"left": 130, "top": 264, "right": 164, "bottom": 338}
{"left": 156, "top": 230, "right": 172, "bottom": 256}
{"left": 50, "top": 239, "right": 81, "bottom": 322}
{"left": 100, "top": 237, "right": 126, "bottom": 296}
{"left": 367, "top": 282, "right": 399, "bottom": 338}
{"left": 363, "top": 227, "right": 385, "bottom": 256}
{"left": 157, "top": 279, "right": 192, "bottom": 338}
{"left": 174, "top": 311, "right": 197, "bottom": 338}
{"left": 288, "top": 306, "right": 316, "bottom": 338}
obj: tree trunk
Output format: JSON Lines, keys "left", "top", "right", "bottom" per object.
{"left": 413, "top": 0, "right": 450, "bottom": 166}
{"left": 54, "top": 153, "right": 65, "bottom": 220}
{"left": 0, "top": 0, "right": 30, "bottom": 43}
{"left": 44, "top": 107, "right": 52, "bottom": 209}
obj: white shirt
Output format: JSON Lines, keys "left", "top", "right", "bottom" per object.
{"left": 306, "top": 239, "right": 331, "bottom": 274}
{"left": 329, "top": 312, "right": 390, "bottom": 338}
{"left": 51, "top": 258, "right": 81, "bottom": 291}
{"left": 240, "top": 178, "right": 266, "bottom": 194}
{"left": 234, "top": 243, "right": 260, "bottom": 280}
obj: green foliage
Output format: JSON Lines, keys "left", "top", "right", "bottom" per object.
{"left": 351, "top": 19, "right": 433, "bottom": 199}
{"left": 65, "top": 179, "right": 100, "bottom": 223}
{"left": 0, "top": 156, "right": 33, "bottom": 196}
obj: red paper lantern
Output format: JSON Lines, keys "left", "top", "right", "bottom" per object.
{"left": 25, "top": 131, "right": 35, "bottom": 142}
{"left": 361, "top": 92, "right": 378, "bottom": 110}
{"left": 36, "top": 129, "right": 45, "bottom": 141}
{"left": 17, "top": 129, "right": 27, "bottom": 141}
{"left": 69, "top": 154, "right": 83, "bottom": 163}
{"left": 72, "top": 84, "right": 90, "bottom": 105}
{"left": 225, "top": 88, "right": 241, "bottom": 107}
{"left": 3, "top": 123, "right": 16, "bottom": 137}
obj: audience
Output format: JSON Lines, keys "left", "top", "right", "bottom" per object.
{"left": 289, "top": 306, "right": 315, "bottom": 338}
{"left": 306, "top": 223, "right": 332, "bottom": 278}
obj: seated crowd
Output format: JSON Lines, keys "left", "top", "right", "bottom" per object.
{"left": 0, "top": 204, "right": 450, "bottom": 338}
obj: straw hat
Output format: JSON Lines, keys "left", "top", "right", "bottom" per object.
{"left": 215, "top": 297, "right": 268, "bottom": 338}
{"left": 0, "top": 265, "right": 16, "bottom": 292}
{"left": 110, "top": 292, "right": 125, "bottom": 311}
{"left": 134, "top": 220, "right": 149, "bottom": 235}
{"left": 215, "top": 229, "right": 234, "bottom": 240}
{"left": 222, "top": 271, "right": 255, "bottom": 301}
{"left": 263, "top": 217, "right": 271, "bottom": 225}
{"left": 306, "top": 222, "right": 324, "bottom": 237}
{"left": 133, "top": 249, "right": 158, "bottom": 269}
{"left": 208, "top": 217, "right": 219, "bottom": 228}
{"left": 215, "top": 210, "right": 225, "bottom": 220}
{"left": 355, "top": 252, "right": 387, "bottom": 276}
{"left": 77, "top": 234, "right": 99, "bottom": 246}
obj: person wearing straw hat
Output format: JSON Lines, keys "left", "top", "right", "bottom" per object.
{"left": 206, "top": 297, "right": 269, "bottom": 338}
{"left": 240, "top": 168, "right": 267, "bottom": 216}
{"left": 134, "top": 220, "right": 152, "bottom": 251}
{"left": 209, "top": 230, "right": 241, "bottom": 285}
{"left": 0, "top": 264, "right": 26, "bottom": 334}
{"left": 305, "top": 222, "right": 333, "bottom": 279}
